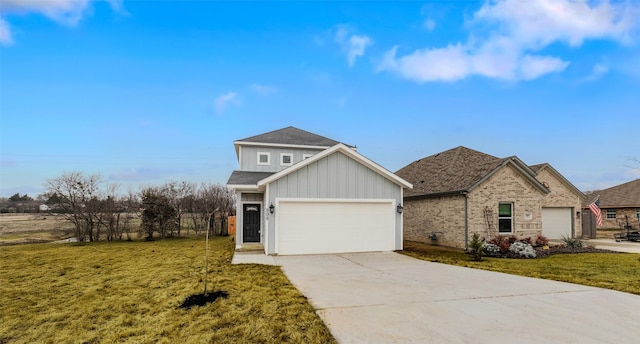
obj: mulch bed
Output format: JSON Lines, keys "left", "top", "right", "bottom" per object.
{"left": 178, "top": 291, "right": 228, "bottom": 309}
{"left": 533, "top": 246, "right": 618, "bottom": 259}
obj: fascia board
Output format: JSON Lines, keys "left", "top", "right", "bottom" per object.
{"left": 233, "top": 141, "right": 333, "bottom": 151}
{"left": 226, "top": 184, "right": 259, "bottom": 192}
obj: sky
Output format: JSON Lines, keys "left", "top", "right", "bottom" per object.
{"left": 1, "top": 0, "right": 639, "bottom": 198}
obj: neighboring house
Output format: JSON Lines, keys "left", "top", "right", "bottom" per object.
{"left": 395, "top": 146, "right": 585, "bottom": 249}
{"left": 584, "top": 179, "right": 640, "bottom": 229}
{"left": 226, "top": 126, "right": 412, "bottom": 255}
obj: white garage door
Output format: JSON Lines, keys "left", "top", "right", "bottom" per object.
{"left": 276, "top": 200, "right": 396, "bottom": 255}
{"left": 542, "top": 208, "right": 573, "bottom": 240}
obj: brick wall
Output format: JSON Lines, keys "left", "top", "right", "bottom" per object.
{"left": 403, "top": 195, "right": 465, "bottom": 248}
{"left": 599, "top": 208, "right": 640, "bottom": 230}
{"left": 467, "top": 165, "right": 543, "bottom": 244}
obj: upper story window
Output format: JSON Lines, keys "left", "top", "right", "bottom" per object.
{"left": 257, "top": 152, "right": 270, "bottom": 166}
{"left": 606, "top": 209, "right": 616, "bottom": 219}
{"left": 303, "top": 153, "right": 313, "bottom": 160}
{"left": 280, "top": 153, "right": 293, "bottom": 166}
{"left": 498, "top": 203, "right": 513, "bottom": 233}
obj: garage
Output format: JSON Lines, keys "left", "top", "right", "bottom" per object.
{"left": 275, "top": 199, "right": 396, "bottom": 255}
{"left": 542, "top": 208, "right": 573, "bottom": 240}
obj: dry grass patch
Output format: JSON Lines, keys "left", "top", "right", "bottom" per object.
{"left": 0, "top": 214, "right": 74, "bottom": 245}
{"left": 402, "top": 241, "right": 640, "bottom": 296}
{"left": 0, "top": 237, "right": 336, "bottom": 343}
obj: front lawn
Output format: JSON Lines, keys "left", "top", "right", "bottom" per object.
{"left": 0, "top": 237, "right": 336, "bottom": 344}
{"left": 402, "top": 241, "right": 640, "bottom": 295}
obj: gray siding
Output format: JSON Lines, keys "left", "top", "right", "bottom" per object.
{"left": 239, "top": 146, "right": 324, "bottom": 172}
{"left": 265, "top": 151, "right": 404, "bottom": 254}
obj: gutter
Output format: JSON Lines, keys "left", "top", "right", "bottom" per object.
{"left": 462, "top": 191, "right": 469, "bottom": 250}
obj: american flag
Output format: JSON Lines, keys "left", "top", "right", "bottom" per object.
{"left": 588, "top": 198, "right": 602, "bottom": 226}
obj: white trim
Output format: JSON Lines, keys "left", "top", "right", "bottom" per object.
{"left": 280, "top": 153, "right": 293, "bottom": 167}
{"left": 238, "top": 146, "right": 243, "bottom": 165}
{"left": 257, "top": 152, "right": 270, "bottom": 166}
{"left": 258, "top": 143, "right": 412, "bottom": 189}
{"left": 227, "top": 184, "right": 259, "bottom": 192}
{"left": 302, "top": 153, "right": 313, "bottom": 160}
{"left": 399, "top": 188, "right": 403, "bottom": 251}
{"left": 241, "top": 201, "right": 263, "bottom": 245}
{"left": 498, "top": 202, "right": 514, "bottom": 234}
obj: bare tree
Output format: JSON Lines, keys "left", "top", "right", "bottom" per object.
{"left": 44, "top": 172, "right": 103, "bottom": 241}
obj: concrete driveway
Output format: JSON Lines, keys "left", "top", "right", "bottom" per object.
{"left": 273, "top": 252, "right": 640, "bottom": 343}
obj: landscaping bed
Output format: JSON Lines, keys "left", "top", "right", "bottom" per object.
{"left": 402, "top": 240, "right": 640, "bottom": 295}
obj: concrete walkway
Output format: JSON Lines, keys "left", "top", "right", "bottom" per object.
{"left": 271, "top": 252, "right": 640, "bottom": 344}
{"left": 587, "top": 239, "right": 640, "bottom": 253}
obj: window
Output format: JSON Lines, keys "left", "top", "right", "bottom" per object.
{"left": 257, "top": 152, "right": 270, "bottom": 166}
{"left": 280, "top": 153, "right": 293, "bottom": 166}
{"left": 498, "top": 203, "right": 513, "bottom": 233}
{"left": 606, "top": 209, "right": 616, "bottom": 219}
{"left": 302, "top": 153, "right": 313, "bottom": 160}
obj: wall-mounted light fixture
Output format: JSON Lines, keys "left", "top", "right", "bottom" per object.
{"left": 269, "top": 203, "right": 275, "bottom": 214}
{"left": 576, "top": 211, "right": 581, "bottom": 218}
{"left": 397, "top": 203, "right": 404, "bottom": 214}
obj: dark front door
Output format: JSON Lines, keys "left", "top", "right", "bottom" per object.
{"left": 243, "top": 204, "right": 261, "bottom": 243}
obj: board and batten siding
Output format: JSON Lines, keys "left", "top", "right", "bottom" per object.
{"left": 239, "top": 146, "right": 324, "bottom": 172}
{"left": 265, "top": 151, "right": 403, "bottom": 254}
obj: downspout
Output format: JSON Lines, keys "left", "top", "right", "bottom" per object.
{"left": 462, "top": 191, "right": 469, "bottom": 250}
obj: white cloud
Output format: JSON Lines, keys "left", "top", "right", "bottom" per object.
{"left": 585, "top": 63, "right": 610, "bottom": 81}
{"left": 424, "top": 19, "right": 436, "bottom": 31}
{"left": 251, "top": 83, "right": 278, "bottom": 96}
{"left": 0, "top": 18, "right": 12, "bottom": 46}
{"left": 214, "top": 92, "right": 239, "bottom": 113}
{"left": 0, "top": 0, "right": 124, "bottom": 44}
{"left": 333, "top": 25, "right": 373, "bottom": 67}
{"left": 379, "top": 0, "right": 640, "bottom": 83}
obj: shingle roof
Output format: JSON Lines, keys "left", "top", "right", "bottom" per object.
{"left": 584, "top": 179, "right": 640, "bottom": 208}
{"left": 236, "top": 126, "right": 346, "bottom": 147}
{"left": 528, "top": 163, "right": 546, "bottom": 173}
{"left": 395, "top": 146, "right": 506, "bottom": 198}
{"left": 226, "top": 171, "right": 275, "bottom": 186}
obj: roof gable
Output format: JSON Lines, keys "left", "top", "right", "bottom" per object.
{"left": 257, "top": 143, "right": 412, "bottom": 190}
{"left": 529, "top": 163, "right": 586, "bottom": 199}
{"left": 396, "top": 146, "right": 548, "bottom": 198}
{"left": 585, "top": 179, "right": 640, "bottom": 207}
{"left": 235, "top": 126, "right": 345, "bottom": 147}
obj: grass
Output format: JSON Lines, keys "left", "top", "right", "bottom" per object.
{"left": 0, "top": 214, "right": 74, "bottom": 245}
{"left": 402, "top": 241, "right": 640, "bottom": 296}
{"left": 0, "top": 236, "right": 336, "bottom": 344}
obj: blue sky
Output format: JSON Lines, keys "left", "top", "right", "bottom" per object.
{"left": 1, "top": 0, "right": 639, "bottom": 197}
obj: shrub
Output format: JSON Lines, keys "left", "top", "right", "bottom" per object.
{"left": 467, "top": 233, "right": 484, "bottom": 261}
{"left": 488, "top": 235, "right": 516, "bottom": 254}
{"left": 561, "top": 236, "right": 584, "bottom": 248}
{"left": 535, "top": 235, "right": 549, "bottom": 247}
{"left": 521, "top": 237, "right": 533, "bottom": 246}
{"left": 483, "top": 243, "right": 502, "bottom": 257}
{"left": 509, "top": 241, "right": 536, "bottom": 258}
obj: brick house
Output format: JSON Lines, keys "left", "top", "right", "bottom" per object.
{"left": 584, "top": 179, "right": 640, "bottom": 230}
{"left": 395, "top": 146, "right": 585, "bottom": 249}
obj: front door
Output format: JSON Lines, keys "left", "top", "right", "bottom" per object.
{"left": 243, "top": 204, "right": 261, "bottom": 243}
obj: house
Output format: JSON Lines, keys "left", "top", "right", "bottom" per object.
{"left": 584, "top": 179, "right": 640, "bottom": 229}
{"left": 395, "top": 146, "right": 585, "bottom": 249}
{"left": 226, "top": 126, "right": 412, "bottom": 255}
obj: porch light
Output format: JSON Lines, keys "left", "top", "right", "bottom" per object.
{"left": 269, "top": 203, "right": 275, "bottom": 214}
{"left": 397, "top": 203, "right": 403, "bottom": 214}
{"left": 576, "top": 211, "right": 581, "bottom": 218}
